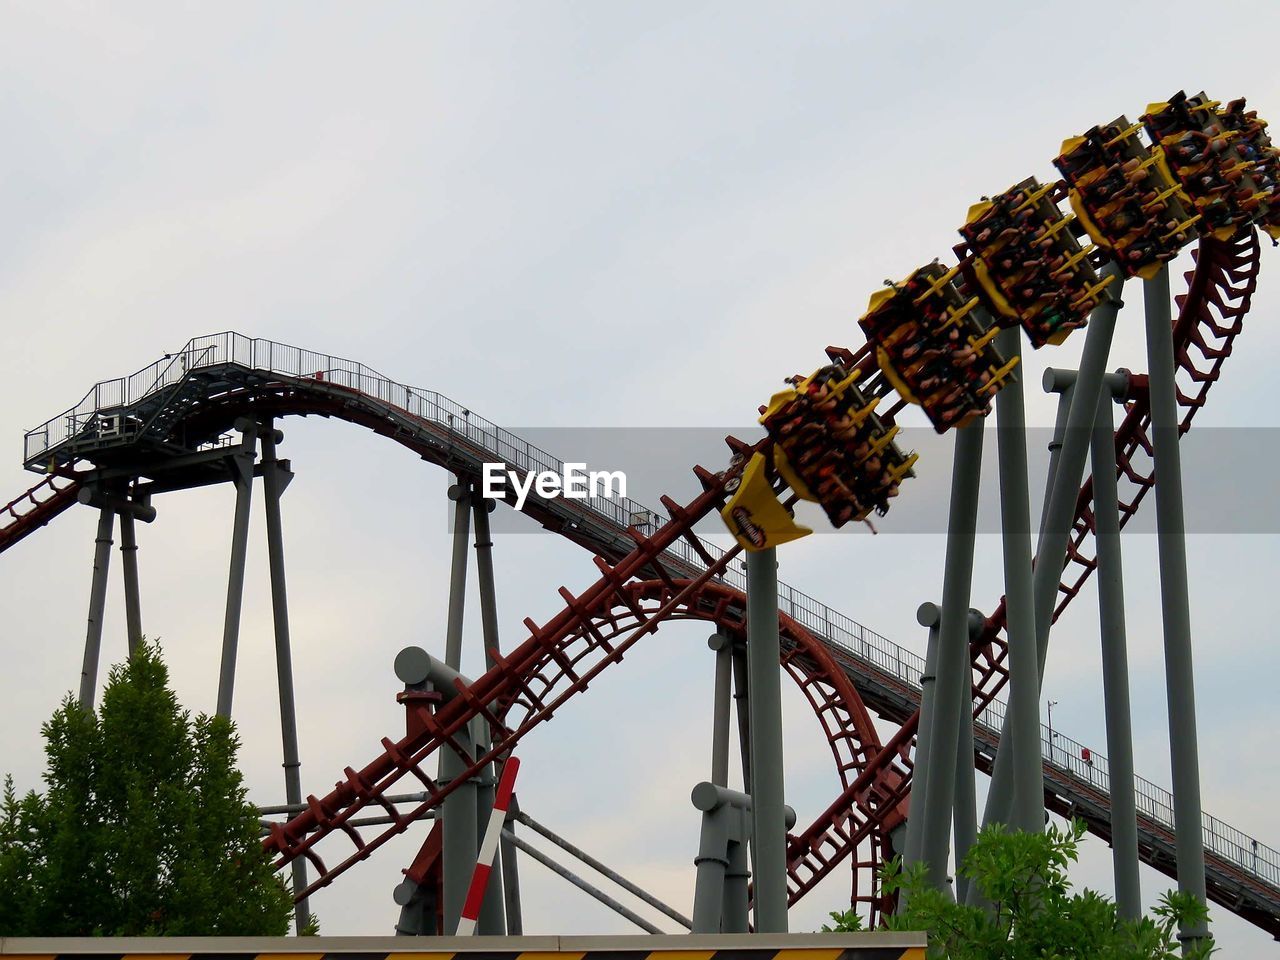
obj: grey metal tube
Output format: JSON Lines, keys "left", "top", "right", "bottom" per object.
{"left": 731, "top": 642, "right": 752, "bottom": 795}
{"left": 503, "top": 830, "right": 664, "bottom": 934}
{"left": 953, "top": 609, "right": 984, "bottom": 905}
{"left": 444, "top": 481, "right": 472, "bottom": 670}
{"left": 722, "top": 837, "right": 750, "bottom": 933}
{"left": 119, "top": 509, "right": 143, "bottom": 658}
{"left": 471, "top": 717, "right": 505, "bottom": 935}
{"left": 993, "top": 326, "right": 1045, "bottom": 836}
{"left": 919, "top": 422, "right": 984, "bottom": 891}
{"left": 514, "top": 810, "right": 691, "bottom": 928}
{"left": 441, "top": 725, "right": 478, "bottom": 935}
{"left": 1144, "top": 266, "right": 1208, "bottom": 945}
{"left": 901, "top": 603, "right": 941, "bottom": 871}
{"left": 438, "top": 479, "right": 475, "bottom": 935}
{"left": 260, "top": 427, "right": 310, "bottom": 932}
{"left": 983, "top": 265, "right": 1125, "bottom": 829}
{"left": 471, "top": 495, "right": 507, "bottom": 935}
{"left": 1090, "top": 380, "right": 1142, "bottom": 921}
{"left": 691, "top": 802, "right": 730, "bottom": 933}
{"left": 79, "top": 505, "right": 116, "bottom": 709}
{"left": 745, "top": 547, "right": 788, "bottom": 932}
{"left": 1038, "top": 376, "right": 1075, "bottom": 537}
{"left": 709, "top": 633, "right": 733, "bottom": 787}
{"left": 216, "top": 430, "right": 258, "bottom": 718}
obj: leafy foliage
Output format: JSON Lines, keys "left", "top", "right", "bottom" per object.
{"left": 861, "top": 820, "right": 1216, "bottom": 958}
{"left": 0, "top": 642, "right": 292, "bottom": 935}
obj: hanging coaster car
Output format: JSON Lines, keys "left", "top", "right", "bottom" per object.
{"left": 757, "top": 364, "right": 917, "bottom": 529}
{"left": 859, "top": 262, "right": 1018, "bottom": 433}
{"left": 961, "top": 178, "right": 1115, "bottom": 349}
{"left": 1056, "top": 116, "right": 1200, "bottom": 280}
{"left": 1142, "top": 91, "right": 1274, "bottom": 240}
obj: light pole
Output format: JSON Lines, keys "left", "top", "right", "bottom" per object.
{"left": 1046, "top": 700, "right": 1059, "bottom": 767}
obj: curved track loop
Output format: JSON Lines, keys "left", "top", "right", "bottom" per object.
{"left": 261, "top": 560, "right": 903, "bottom": 919}
{"left": 3, "top": 231, "right": 1258, "bottom": 922}
{"left": 781, "top": 229, "right": 1262, "bottom": 909}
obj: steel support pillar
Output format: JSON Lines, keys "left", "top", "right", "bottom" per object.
{"left": 1038, "top": 374, "right": 1075, "bottom": 536}
{"left": 471, "top": 493, "right": 508, "bottom": 935}
{"left": 731, "top": 642, "right": 753, "bottom": 796}
{"left": 438, "top": 482, "right": 476, "bottom": 935}
{"left": 692, "top": 783, "right": 793, "bottom": 935}
{"left": 982, "top": 264, "right": 1125, "bottom": 830}
{"left": 919, "top": 422, "right": 984, "bottom": 891}
{"left": 119, "top": 502, "right": 143, "bottom": 658}
{"left": 722, "top": 834, "right": 750, "bottom": 933}
{"left": 709, "top": 632, "right": 734, "bottom": 787}
{"left": 1144, "top": 266, "right": 1208, "bottom": 948}
{"left": 216, "top": 424, "right": 258, "bottom": 718}
{"left": 401, "top": 648, "right": 479, "bottom": 935}
{"left": 993, "top": 326, "right": 1044, "bottom": 836}
{"left": 259, "top": 423, "right": 310, "bottom": 932}
{"left": 952, "top": 609, "right": 983, "bottom": 903}
{"left": 1090, "top": 377, "right": 1142, "bottom": 921}
{"left": 745, "top": 548, "right": 787, "bottom": 932}
{"left": 79, "top": 504, "right": 116, "bottom": 709}
{"left": 443, "top": 480, "right": 471, "bottom": 670}
{"left": 902, "top": 603, "right": 942, "bottom": 872}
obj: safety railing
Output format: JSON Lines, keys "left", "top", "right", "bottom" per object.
{"left": 22, "top": 331, "right": 1280, "bottom": 894}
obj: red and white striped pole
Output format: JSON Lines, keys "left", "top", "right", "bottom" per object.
{"left": 455, "top": 755, "right": 520, "bottom": 936}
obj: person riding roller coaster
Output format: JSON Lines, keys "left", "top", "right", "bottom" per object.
{"left": 962, "top": 179, "right": 1109, "bottom": 348}
{"left": 859, "top": 263, "right": 1016, "bottom": 433}
{"left": 760, "top": 363, "right": 913, "bottom": 525}
{"left": 1054, "top": 118, "right": 1201, "bottom": 280}
{"left": 1143, "top": 91, "right": 1278, "bottom": 240}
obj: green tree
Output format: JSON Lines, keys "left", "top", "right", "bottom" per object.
{"left": 824, "top": 820, "right": 1215, "bottom": 957}
{"left": 0, "top": 641, "right": 293, "bottom": 935}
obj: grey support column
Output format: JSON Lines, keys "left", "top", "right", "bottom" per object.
{"left": 1039, "top": 376, "right": 1075, "bottom": 537}
{"left": 471, "top": 493, "right": 509, "bottom": 935}
{"left": 399, "top": 648, "right": 479, "bottom": 936}
{"left": 902, "top": 602, "right": 942, "bottom": 871}
{"left": 745, "top": 547, "right": 787, "bottom": 932}
{"left": 259, "top": 423, "right": 311, "bottom": 932}
{"left": 731, "top": 642, "right": 753, "bottom": 795}
{"left": 471, "top": 716, "right": 505, "bottom": 935}
{"left": 952, "top": 609, "right": 984, "bottom": 903}
{"left": 1144, "top": 266, "right": 1208, "bottom": 946}
{"left": 919, "top": 422, "right": 984, "bottom": 891}
{"left": 1090, "top": 375, "right": 1142, "bottom": 921}
{"left": 983, "top": 265, "right": 1126, "bottom": 830}
{"left": 722, "top": 832, "right": 751, "bottom": 933}
{"left": 444, "top": 480, "right": 472, "bottom": 670}
{"left": 119, "top": 502, "right": 143, "bottom": 658}
{"left": 690, "top": 787, "right": 731, "bottom": 933}
{"left": 709, "top": 633, "right": 734, "bottom": 787}
{"left": 993, "top": 326, "right": 1045, "bottom": 836}
{"left": 439, "top": 483, "right": 476, "bottom": 935}
{"left": 216, "top": 422, "right": 258, "bottom": 718}
{"left": 79, "top": 504, "right": 116, "bottom": 709}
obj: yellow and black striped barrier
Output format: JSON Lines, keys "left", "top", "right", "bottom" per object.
{"left": 0, "top": 934, "right": 925, "bottom": 960}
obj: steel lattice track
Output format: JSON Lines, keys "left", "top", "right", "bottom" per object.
{"left": 0, "top": 231, "right": 1268, "bottom": 929}
{"left": 0, "top": 474, "right": 80, "bottom": 553}
{"left": 781, "top": 230, "right": 1265, "bottom": 915}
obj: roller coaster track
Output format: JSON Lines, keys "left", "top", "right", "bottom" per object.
{"left": 5, "top": 232, "right": 1276, "bottom": 935}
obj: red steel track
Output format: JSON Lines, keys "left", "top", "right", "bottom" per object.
{"left": 260, "top": 231, "right": 1261, "bottom": 913}
{"left": 0, "top": 230, "right": 1263, "bottom": 925}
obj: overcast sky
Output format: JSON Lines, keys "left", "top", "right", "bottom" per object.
{"left": 1, "top": 2, "right": 1278, "bottom": 955}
